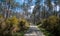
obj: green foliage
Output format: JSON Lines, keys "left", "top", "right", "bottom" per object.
{"left": 38, "top": 16, "right": 60, "bottom": 36}
{"left": 0, "top": 16, "right": 30, "bottom": 36}
{"left": 18, "top": 18, "right": 30, "bottom": 31}
{"left": 12, "top": 32, "right": 24, "bottom": 36}
{"left": 9, "top": 16, "right": 19, "bottom": 25}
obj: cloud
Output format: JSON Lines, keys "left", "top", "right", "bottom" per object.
{"left": 22, "top": 0, "right": 24, "bottom": 3}
{"left": 51, "top": 2, "right": 55, "bottom": 6}
{"left": 30, "top": 6, "right": 35, "bottom": 13}
{"left": 28, "top": 5, "right": 35, "bottom": 13}
{"left": 57, "top": 5, "right": 59, "bottom": 11}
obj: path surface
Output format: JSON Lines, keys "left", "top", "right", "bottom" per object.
{"left": 24, "top": 24, "right": 45, "bottom": 36}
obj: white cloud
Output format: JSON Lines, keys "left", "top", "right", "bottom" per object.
{"left": 51, "top": 2, "right": 55, "bottom": 6}
{"left": 22, "top": 0, "right": 24, "bottom": 3}
{"left": 57, "top": 5, "right": 59, "bottom": 11}
{"left": 28, "top": 6, "right": 35, "bottom": 13}
{"left": 30, "top": 6, "right": 35, "bottom": 13}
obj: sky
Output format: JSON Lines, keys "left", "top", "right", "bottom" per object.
{"left": 15, "top": 0, "right": 59, "bottom": 13}
{"left": 15, "top": 0, "right": 35, "bottom": 13}
{"left": 15, "top": 0, "right": 24, "bottom": 5}
{"left": 15, "top": 0, "right": 35, "bottom": 5}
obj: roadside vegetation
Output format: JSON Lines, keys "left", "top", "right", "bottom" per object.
{"left": 0, "top": 15, "right": 30, "bottom": 36}
{"left": 37, "top": 16, "right": 60, "bottom": 36}
{"left": 0, "top": 0, "right": 60, "bottom": 36}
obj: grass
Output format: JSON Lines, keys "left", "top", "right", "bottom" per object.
{"left": 40, "top": 28, "right": 54, "bottom": 36}
{"left": 12, "top": 32, "right": 25, "bottom": 36}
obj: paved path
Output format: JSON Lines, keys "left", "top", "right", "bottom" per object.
{"left": 24, "top": 24, "right": 45, "bottom": 36}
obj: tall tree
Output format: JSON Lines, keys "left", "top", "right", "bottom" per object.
{"left": 21, "top": 0, "right": 32, "bottom": 22}
{"left": 32, "top": 0, "right": 41, "bottom": 24}
{"left": 0, "top": 0, "right": 20, "bottom": 18}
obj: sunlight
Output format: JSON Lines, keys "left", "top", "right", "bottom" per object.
{"left": 30, "top": 6, "right": 35, "bottom": 13}
{"left": 57, "top": 5, "right": 59, "bottom": 11}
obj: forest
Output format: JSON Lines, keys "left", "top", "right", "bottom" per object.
{"left": 0, "top": 0, "right": 60, "bottom": 36}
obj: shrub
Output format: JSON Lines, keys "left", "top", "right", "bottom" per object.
{"left": 38, "top": 16, "right": 60, "bottom": 36}
{"left": 0, "top": 16, "right": 30, "bottom": 36}
{"left": 18, "top": 18, "right": 30, "bottom": 32}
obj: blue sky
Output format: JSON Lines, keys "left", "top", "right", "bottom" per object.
{"left": 15, "top": 0, "right": 36, "bottom": 5}
{"left": 15, "top": 0, "right": 23, "bottom": 5}
{"left": 15, "top": 0, "right": 59, "bottom": 13}
{"left": 15, "top": 0, "right": 35, "bottom": 12}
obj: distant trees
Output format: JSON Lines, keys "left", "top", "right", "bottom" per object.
{"left": 32, "top": 0, "right": 41, "bottom": 24}
{"left": 31, "top": 0, "right": 60, "bottom": 24}
{"left": 0, "top": 0, "right": 20, "bottom": 18}
{"left": 20, "top": 0, "right": 33, "bottom": 23}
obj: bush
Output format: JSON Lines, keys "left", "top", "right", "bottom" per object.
{"left": 38, "top": 16, "right": 60, "bottom": 36}
{"left": 0, "top": 16, "right": 30, "bottom": 36}
{"left": 18, "top": 18, "right": 30, "bottom": 32}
